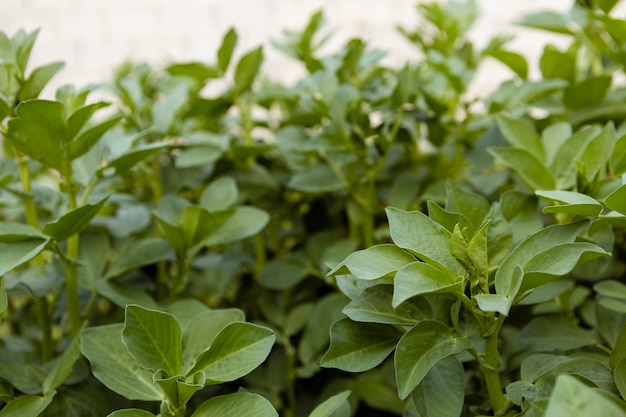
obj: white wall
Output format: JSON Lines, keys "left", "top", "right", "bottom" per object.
{"left": 0, "top": 0, "right": 624, "bottom": 98}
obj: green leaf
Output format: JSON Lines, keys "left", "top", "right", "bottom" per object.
{"left": 80, "top": 324, "right": 163, "bottom": 401}
{"left": 14, "top": 29, "right": 39, "bottom": 76}
{"left": 258, "top": 255, "right": 310, "bottom": 290}
{"left": 446, "top": 181, "right": 491, "bottom": 233}
{"left": 321, "top": 318, "right": 402, "bottom": 372}
{"left": 0, "top": 238, "right": 49, "bottom": 276}
{"left": 497, "top": 115, "right": 544, "bottom": 159}
{"left": 395, "top": 320, "right": 472, "bottom": 400}
{"left": 564, "top": 75, "right": 612, "bottom": 111}
{"left": 103, "top": 143, "right": 169, "bottom": 175}
{"left": 108, "top": 410, "right": 157, "bottom": 417}
{"left": 217, "top": 28, "right": 238, "bottom": 74}
{"left": 288, "top": 165, "right": 344, "bottom": 193}
{"left": 105, "top": 238, "right": 175, "bottom": 280}
{"left": 6, "top": 100, "right": 68, "bottom": 171}
{"left": 152, "top": 83, "right": 189, "bottom": 134}
{"left": 411, "top": 357, "right": 464, "bottom": 417}
{"left": 519, "top": 316, "right": 596, "bottom": 351}
{"left": 539, "top": 44, "right": 575, "bottom": 82}
{"left": 596, "top": 0, "right": 620, "bottom": 13}
{"left": 494, "top": 221, "right": 587, "bottom": 302}
{"left": 343, "top": 285, "right": 430, "bottom": 325}
{"left": 187, "top": 322, "right": 275, "bottom": 381}
{"left": 167, "top": 62, "right": 221, "bottom": 81}
{"left": 70, "top": 115, "right": 123, "bottom": 160}
{"left": 0, "top": 277, "right": 6, "bottom": 314}
{"left": 122, "top": 305, "right": 183, "bottom": 376}
{"left": 43, "top": 195, "right": 109, "bottom": 241}
{"left": 545, "top": 375, "right": 626, "bottom": 417}
{"left": 517, "top": 11, "right": 573, "bottom": 35}
{"left": 605, "top": 184, "right": 626, "bottom": 215}
{"left": 42, "top": 335, "right": 81, "bottom": 394}
{"left": 96, "top": 280, "right": 159, "bottom": 310}
{"left": 204, "top": 206, "right": 269, "bottom": 246}
{"left": 153, "top": 370, "right": 203, "bottom": 413}
{"left": 180, "top": 206, "right": 233, "bottom": 249}
{"left": 199, "top": 176, "right": 238, "bottom": 211}
{"left": 0, "top": 392, "right": 56, "bottom": 417}
{"left": 487, "top": 50, "right": 527, "bottom": 78}
{"left": 309, "top": 391, "right": 352, "bottom": 417}
{"left": 489, "top": 147, "right": 555, "bottom": 190}
{"left": 550, "top": 126, "right": 601, "bottom": 189}
{"left": 536, "top": 190, "right": 603, "bottom": 216}
{"left": 386, "top": 207, "right": 462, "bottom": 275}
{"left": 234, "top": 46, "right": 263, "bottom": 96}
{"left": 0, "top": 222, "right": 46, "bottom": 242}
{"left": 182, "top": 309, "right": 245, "bottom": 374}
{"left": 190, "top": 392, "right": 278, "bottom": 417}
{"left": 328, "top": 244, "right": 415, "bottom": 280}
{"left": 393, "top": 262, "right": 463, "bottom": 308}
{"left": 20, "top": 61, "right": 65, "bottom": 100}
{"left": 475, "top": 266, "right": 523, "bottom": 315}
{"left": 615, "top": 358, "right": 626, "bottom": 399}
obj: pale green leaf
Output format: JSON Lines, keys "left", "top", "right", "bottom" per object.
{"left": 204, "top": 206, "right": 269, "bottom": 246}
{"left": 550, "top": 126, "right": 601, "bottom": 189}
{"left": 343, "top": 285, "right": 430, "bottom": 325}
{"left": 0, "top": 222, "right": 46, "bottom": 242}
{"left": 497, "top": 115, "right": 544, "bottom": 161}
{"left": 108, "top": 410, "right": 156, "bottom": 417}
{"left": 80, "top": 324, "right": 163, "bottom": 401}
{"left": 328, "top": 244, "right": 415, "bottom": 280}
{"left": 321, "top": 318, "right": 401, "bottom": 372}
{"left": 536, "top": 190, "right": 603, "bottom": 216}
{"left": 105, "top": 238, "right": 175, "bottom": 280}
{"left": 43, "top": 195, "right": 109, "bottom": 241}
{"left": 122, "top": 305, "right": 184, "bottom": 376}
{"left": 234, "top": 46, "right": 264, "bottom": 96}
{"left": 217, "top": 28, "right": 238, "bottom": 74}
{"left": 42, "top": 335, "right": 81, "bottom": 394}
{"left": 392, "top": 262, "right": 462, "bottom": 308}
{"left": 152, "top": 83, "right": 188, "bottom": 134}
{"left": 519, "top": 316, "right": 596, "bottom": 351}
{"left": 0, "top": 392, "right": 56, "bottom": 417}
{"left": 605, "top": 184, "right": 626, "bottom": 215}
{"left": 190, "top": 392, "right": 278, "bottom": 417}
{"left": 288, "top": 165, "right": 344, "bottom": 193}
{"left": 0, "top": 238, "right": 49, "bottom": 276}
{"left": 412, "top": 356, "right": 464, "bottom": 417}
{"left": 20, "top": 61, "right": 65, "bottom": 100}
{"left": 489, "top": 147, "right": 555, "bottom": 190}
{"left": 386, "top": 207, "right": 462, "bottom": 275}
{"left": 309, "top": 391, "right": 352, "bottom": 417}
{"left": 182, "top": 309, "right": 245, "bottom": 374}
{"left": 545, "top": 375, "right": 626, "bottom": 417}
{"left": 395, "top": 320, "right": 472, "bottom": 400}
{"left": 199, "top": 176, "right": 238, "bottom": 211}
{"left": 187, "top": 322, "right": 275, "bottom": 381}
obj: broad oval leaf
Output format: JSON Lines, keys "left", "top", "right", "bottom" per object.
{"left": 519, "top": 316, "right": 596, "bottom": 352}
{"left": 309, "top": 391, "right": 352, "bottom": 417}
{"left": 544, "top": 374, "right": 626, "bottom": 417}
{"left": 199, "top": 176, "right": 238, "bottom": 211}
{"left": 80, "top": 324, "right": 163, "bottom": 401}
{"left": 0, "top": 392, "right": 56, "bottom": 417}
{"left": 105, "top": 238, "right": 175, "bottom": 280}
{"left": 234, "top": 46, "right": 264, "bottom": 96}
{"left": 412, "top": 356, "right": 464, "bottom": 417}
{"left": 605, "top": 184, "right": 626, "bottom": 215}
{"left": 20, "top": 61, "right": 65, "bottom": 100}
{"left": 496, "top": 115, "right": 544, "bottom": 160}
{"left": 288, "top": 165, "right": 344, "bottom": 193}
{"left": 328, "top": 244, "right": 415, "bottom": 280}
{"left": 393, "top": 262, "right": 462, "bottom": 308}
{"left": 187, "top": 322, "right": 275, "bottom": 381}
{"left": 122, "top": 305, "right": 184, "bottom": 376}
{"left": 386, "top": 207, "right": 462, "bottom": 275}
{"left": 190, "top": 392, "right": 277, "bottom": 417}
{"left": 42, "top": 335, "right": 81, "bottom": 394}
{"left": 488, "top": 147, "right": 555, "bottom": 191}
{"left": 343, "top": 285, "right": 430, "bottom": 325}
{"left": 217, "top": 28, "right": 238, "bottom": 74}
{"left": 395, "top": 320, "right": 472, "bottom": 400}
{"left": 321, "top": 318, "right": 402, "bottom": 372}
{"left": 204, "top": 206, "right": 269, "bottom": 246}
{"left": 0, "top": 238, "right": 49, "bottom": 277}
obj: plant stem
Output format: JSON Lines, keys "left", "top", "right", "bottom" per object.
{"left": 254, "top": 232, "right": 266, "bottom": 276}
{"left": 483, "top": 314, "right": 507, "bottom": 414}
{"left": 283, "top": 291, "right": 296, "bottom": 417}
{"left": 16, "top": 150, "right": 53, "bottom": 360}
{"left": 65, "top": 186, "right": 81, "bottom": 337}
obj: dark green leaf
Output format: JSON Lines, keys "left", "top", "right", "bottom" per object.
{"left": 288, "top": 165, "right": 344, "bottom": 193}
{"left": 0, "top": 392, "right": 56, "bottom": 417}
{"left": 329, "top": 244, "right": 415, "bottom": 280}
{"left": 218, "top": 28, "right": 238, "bottom": 74}
{"left": 234, "top": 46, "right": 263, "bottom": 96}
{"left": 564, "top": 75, "right": 612, "bottom": 111}
{"left": 395, "top": 320, "right": 471, "bottom": 400}
{"left": 489, "top": 147, "right": 555, "bottom": 190}
{"left": 0, "top": 238, "right": 48, "bottom": 276}
{"left": 43, "top": 195, "right": 109, "bottom": 241}
{"left": 393, "top": 262, "right": 463, "bottom": 307}
{"left": 104, "top": 238, "right": 175, "bottom": 280}
{"left": 42, "top": 335, "right": 81, "bottom": 394}
{"left": 536, "top": 190, "right": 603, "bottom": 216}
{"left": 321, "top": 318, "right": 402, "bottom": 372}
{"left": 519, "top": 316, "right": 596, "bottom": 351}
{"left": 343, "top": 285, "right": 430, "bottom": 325}
{"left": 108, "top": 410, "right": 156, "bottom": 417}
{"left": 309, "top": 391, "right": 352, "bottom": 417}
{"left": 122, "top": 304, "right": 184, "bottom": 376}
{"left": 412, "top": 357, "right": 464, "bottom": 417}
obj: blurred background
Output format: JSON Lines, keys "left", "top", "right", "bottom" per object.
{"left": 1, "top": 0, "right": 624, "bottom": 98}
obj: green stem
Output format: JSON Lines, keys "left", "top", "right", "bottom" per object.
{"left": 16, "top": 150, "right": 53, "bottom": 360}
{"left": 483, "top": 314, "right": 507, "bottom": 414}
{"left": 170, "top": 254, "right": 190, "bottom": 303}
{"left": 254, "top": 232, "right": 266, "bottom": 276}
{"left": 283, "top": 291, "right": 296, "bottom": 417}
{"left": 63, "top": 157, "right": 81, "bottom": 337}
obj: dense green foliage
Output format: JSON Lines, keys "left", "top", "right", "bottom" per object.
{"left": 2, "top": 0, "right": 626, "bottom": 416}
